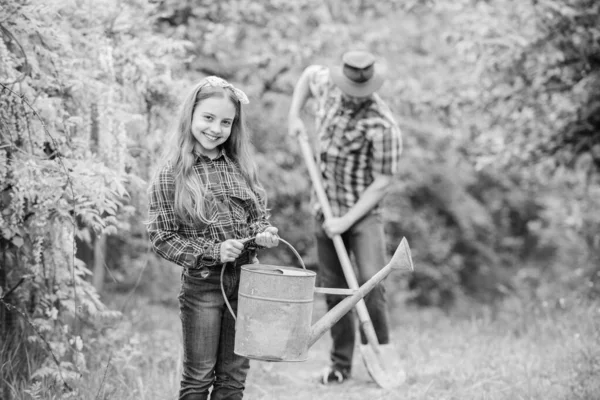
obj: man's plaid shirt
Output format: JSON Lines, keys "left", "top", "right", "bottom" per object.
{"left": 147, "top": 150, "right": 271, "bottom": 269}
{"left": 307, "top": 65, "right": 403, "bottom": 218}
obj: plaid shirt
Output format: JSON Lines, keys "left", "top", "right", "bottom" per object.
{"left": 307, "top": 65, "right": 403, "bottom": 218}
{"left": 147, "top": 150, "right": 271, "bottom": 269}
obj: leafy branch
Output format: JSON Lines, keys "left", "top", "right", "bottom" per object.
{"left": 0, "top": 23, "right": 29, "bottom": 85}
{"left": 0, "top": 82, "right": 81, "bottom": 328}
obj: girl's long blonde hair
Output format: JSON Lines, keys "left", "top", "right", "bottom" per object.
{"left": 164, "top": 78, "right": 266, "bottom": 226}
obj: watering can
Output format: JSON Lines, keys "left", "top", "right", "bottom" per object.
{"left": 233, "top": 237, "right": 414, "bottom": 362}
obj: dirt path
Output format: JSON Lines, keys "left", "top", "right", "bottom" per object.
{"left": 245, "top": 337, "right": 402, "bottom": 400}
{"left": 244, "top": 297, "right": 405, "bottom": 400}
{"left": 124, "top": 292, "right": 403, "bottom": 400}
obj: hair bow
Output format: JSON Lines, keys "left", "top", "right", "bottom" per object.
{"left": 203, "top": 76, "right": 250, "bottom": 105}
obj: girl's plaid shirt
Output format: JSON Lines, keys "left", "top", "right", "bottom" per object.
{"left": 147, "top": 150, "right": 271, "bottom": 269}
{"left": 307, "top": 65, "right": 403, "bottom": 218}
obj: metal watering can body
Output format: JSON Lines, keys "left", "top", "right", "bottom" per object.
{"left": 234, "top": 265, "right": 317, "bottom": 361}
{"left": 233, "top": 238, "right": 413, "bottom": 362}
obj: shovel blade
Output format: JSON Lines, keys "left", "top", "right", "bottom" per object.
{"left": 359, "top": 343, "right": 406, "bottom": 389}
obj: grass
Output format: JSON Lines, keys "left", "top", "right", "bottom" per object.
{"left": 243, "top": 295, "right": 600, "bottom": 400}
{"left": 5, "top": 288, "right": 600, "bottom": 399}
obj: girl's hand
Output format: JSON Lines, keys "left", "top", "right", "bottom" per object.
{"left": 255, "top": 227, "right": 279, "bottom": 248}
{"left": 220, "top": 239, "right": 244, "bottom": 263}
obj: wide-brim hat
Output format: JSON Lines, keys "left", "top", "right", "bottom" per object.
{"left": 330, "top": 50, "right": 386, "bottom": 97}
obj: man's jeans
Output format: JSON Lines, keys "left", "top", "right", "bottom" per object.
{"left": 178, "top": 254, "right": 251, "bottom": 400}
{"left": 314, "top": 212, "right": 391, "bottom": 375}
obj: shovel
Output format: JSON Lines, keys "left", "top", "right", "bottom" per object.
{"left": 297, "top": 134, "right": 412, "bottom": 389}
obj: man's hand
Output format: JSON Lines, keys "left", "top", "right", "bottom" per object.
{"left": 255, "top": 226, "right": 279, "bottom": 248}
{"left": 288, "top": 115, "right": 307, "bottom": 138}
{"left": 322, "top": 217, "right": 352, "bottom": 238}
{"left": 220, "top": 239, "right": 244, "bottom": 263}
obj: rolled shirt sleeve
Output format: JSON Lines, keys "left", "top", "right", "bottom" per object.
{"left": 369, "top": 122, "right": 403, "bottom": 176}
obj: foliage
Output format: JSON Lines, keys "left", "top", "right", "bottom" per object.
{"left": 443, "top": 0, "right": 600, "bottom": 173}
{"left": 0, "top": 0, "right": 188, "bottom": 396}
{"left": 433, "top": 0, "right": 600, "bottom": 300}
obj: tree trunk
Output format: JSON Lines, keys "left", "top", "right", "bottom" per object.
{"left": 92, "top": 234, "right": 107, "bottom": 292}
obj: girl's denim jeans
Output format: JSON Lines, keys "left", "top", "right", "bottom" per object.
{"left": 314, "top": 212, "right": 391, "bottom": 375}
{"left": 178, "top": 254, "right": 251, "bottom": 400}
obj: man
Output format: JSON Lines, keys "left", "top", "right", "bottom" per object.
{"left": 287, "top": 50, "right": 402, "bottom": 384}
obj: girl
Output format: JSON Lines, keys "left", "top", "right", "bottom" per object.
{"left": 147, "top": 76, "right": 279, "bottom": 400}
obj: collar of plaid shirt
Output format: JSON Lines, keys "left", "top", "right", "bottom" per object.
{"left": 193, "top": 147, "right": 226, "bottom": 161}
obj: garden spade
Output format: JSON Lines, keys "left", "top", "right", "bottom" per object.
{"left": 297, "top": 134, "right": 413, "bottom": 389}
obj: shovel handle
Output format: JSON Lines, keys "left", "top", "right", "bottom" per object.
{"left": 296, "top": 135, "right": 335, "bottom": 221}
{"left": 297, "top": 135, "right": 381, "bottom": 350}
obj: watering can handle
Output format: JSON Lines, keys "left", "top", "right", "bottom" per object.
{"left": 240, "top": 236, "right": 306, "bottom": 270}
{"left": 222, "top": 236, "right": 306, "bottom": 321}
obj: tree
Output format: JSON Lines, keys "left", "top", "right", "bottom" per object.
{"left": 0, "top": 0, "right": 188, "bottom": 394}
{"left": 441, "top": 0, "right": 600, "bottom": 175}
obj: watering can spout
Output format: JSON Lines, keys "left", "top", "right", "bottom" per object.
{"left": 308, "top": 237, "right": 414, "bottom": 348}
{"left": 234, "top": 237, "right": 414, "bottom": 362}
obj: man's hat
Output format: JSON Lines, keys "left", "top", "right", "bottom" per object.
{"left": 330, "top": 50, "right": 386, "bottom": 97}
